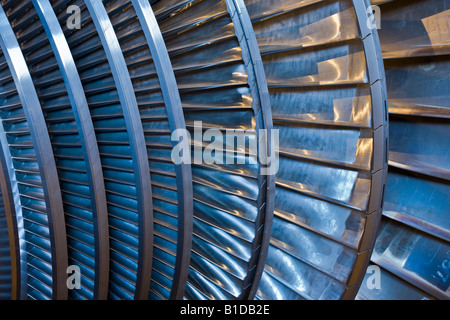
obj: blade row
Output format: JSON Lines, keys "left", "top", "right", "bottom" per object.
{"left": 357, "top": 0, "right": 450, "bottom": 301}
{"left": 6, "top": 0, "right": 442, "bottom": 301}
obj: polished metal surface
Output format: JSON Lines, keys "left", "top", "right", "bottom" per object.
{"left": 0, "top": 182, "right": 12, "bottom": 300}
{"left": 0, "top": 54, "right": 25, "bottom": 300}
{"left": 84, "top": 0, "right": 155, "bottom": 300}
{"left": 151, "top": 0, "right": 273, "bottom": 300}
{"left": 0, "top": 141, "right": 17, "bottom": 300}
{"left": 0, "top": 2, "right": 68, "bottom": 299}
{"left": 0, "top": 0, "right": 447, "bottom": 301}
{"left": 101, "top": 0, "right": 193, "bottom": 299}
{"left": 33, "top": 0, "right": 111, "bottom": 299}
{"left": 224, "top": 0, "right": 275, "bottom": 299}
{"left": 245, "top": 0, "right": 388, "bottom": 300}
{"left": 357, "top": 0, "right": 450, "bottom": 301}
{"left": 8, "top": 0, "right": 111, "bottom": 299}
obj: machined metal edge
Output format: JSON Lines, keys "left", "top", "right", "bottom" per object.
{"left": 0, "top": 4, "right": 68, "bottom": 300}
{"left": 131, "top": 0, "right": 194, "bottom": 300}
{"left": 32, "top": 0, "right": 110, "bottom": 300}
{"left": 341, "top": 0, "right": 389, "bottom": 300}
{"left": 224, "top": 0, "right": 276, "bottom": 300}
{"left": 0, "top": 124, "right": 20, "bottom": 300}
{"left": 84, "top": 0, "right": 154, "bottom": 300}
{"left": 363, "top": 0, "right": 449, "bottom": 301}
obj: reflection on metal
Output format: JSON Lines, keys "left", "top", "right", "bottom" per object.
{"left": 357, "top": 0, "right": 450, "bottom": 301}
{"left": 223, "top": 0, "right": 275, "bottom": 299}
{"left": 0, "top": 139, "right": 19, "bottom": 300}
{"left": 84, "top": 0, "right": 155, "bottom": 300}
{"left": 30, "top": 0, "right": 110, "bottom": 299}
{"left": 151, "top": 0, "right": 273, "bottom": 300}
{"left": 0, "top": 0, "right": 447, "bottom": 301}
{"left": 0, "top": 2, "right": 68, "bottom": 299}
{"left": 128, "top": 0, "right": 193, "bottom": 300}
{"left": 247, "top": 0, "right": 387, "bottom": 300}
{"left": 101, "top": 0, "right": 193, "bottom": 300}
{"left": 0, "top": 54, "right": 24, "bottom": 300}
